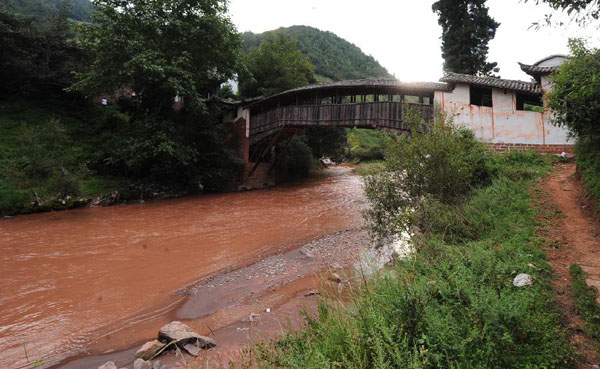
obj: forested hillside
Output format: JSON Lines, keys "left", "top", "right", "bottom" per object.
{"left": 242, "top": 26, "right": 392, "bottom": 82}
{"left": 0, "top": 0, "right": 93, "bottom": 22}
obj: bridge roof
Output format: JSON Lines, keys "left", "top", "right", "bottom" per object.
{"left": 440, "top": 72, "right": 542, "bottom": 95}
{"left": 246, "top": 79, "right": 452, "bottom": 108}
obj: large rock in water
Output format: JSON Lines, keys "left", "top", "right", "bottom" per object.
{"left": 158, "top": 321, "right": 216, "bottom": 348}
{"left": 135, "top": 340, "right": 166, "bottom": 360}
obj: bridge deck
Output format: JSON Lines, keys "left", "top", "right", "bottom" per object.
{"left": 250, "top": 102, "right": 434, "bottom": 143}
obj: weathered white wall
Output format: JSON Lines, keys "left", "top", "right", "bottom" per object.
{"left": 434, "top": 84, "right": 570, "bottom": 145}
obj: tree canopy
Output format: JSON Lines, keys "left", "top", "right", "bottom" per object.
{"left": 71, "top": 0, "right": 240, "bottom": 115}
{"left": 241, "top": 26, "right": 392, "bottom": 82}
{"left": 432, "top": 0, "right": 500, "bottom": 76}
{"left": 238, "top": 32, "right": 316, "bottom": 99}
{"left": 547, "top": 39, "right": 600, "bottom": 138}
{"left": 0, "top": 6, "right": 85, "bottom": 96}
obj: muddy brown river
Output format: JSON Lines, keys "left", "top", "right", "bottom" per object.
{"left": 0, "top": 166, "right": 365, "bottom": 369}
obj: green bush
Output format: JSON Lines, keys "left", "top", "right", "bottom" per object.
{"left": 363, "top": 115, "right": 492, "bottom": 244}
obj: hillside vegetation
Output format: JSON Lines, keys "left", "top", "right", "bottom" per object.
{"left": 242, "top": 26, "right": 392, "bottom": 82}
{"left": 0, "top": 0, "right": 93, "bottom": 22}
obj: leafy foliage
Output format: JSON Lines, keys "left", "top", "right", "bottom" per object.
{"left": 363, "top": 113, "right": 492, "bottom": 243}
{"left": 0, "top": 7, "right": 86, "bottom": 96}
{"left": 241, "top": 26, "right": 392, "bottom": 82}
{"left": 525, "top": 0, "right": 599, "bottom": 25}
{"left": 547, "top": 40, "right": 600, "bottom": 211}
{"left": 72, "top": 0, "right": 240, "bottom": 115}
{"left": 238, "top": 32, "right": 316, "bottom": 99}
{"left": 0, "top": 0, "right": 93, "bottom": 22}
{"left": 274, "top": 135, "right": 314, "bottom": 180}
{"left": 432, "top": 0, "right": 500, "bottom": 76}
{"left": 303, "top": 127, "right": 348, "bottom": 163}
{"left": 346, "top": 128, "right": 390, "bottom": 163}
{"left": 547, "top": 39, "right": 600, "bottom": 138}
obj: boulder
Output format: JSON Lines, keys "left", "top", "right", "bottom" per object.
{"left": 152, "top": 361, "right": 165, "bottom": 369}
{"left": 135, "top": 340, "right": 166, "bottom": 360}
{"left": 98, "top": 362, "right": 118, "bottom": 369}
{"left": 158, "top": 321, "right": 215, "bottom": 348}
{"left": 513, "top": 273, "right": 534, "bottom": 287}
{"left": 133, "top": 358, "right": 152, "bottom": 369}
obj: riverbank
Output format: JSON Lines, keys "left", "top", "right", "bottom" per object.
{"left": 58, "top": 227, "right": 369, "bottom": 369}
{"left": 241, "top": 153, "right": 580, "bottom": 368}
{"left": 0, "top": 165, "right": 366, "bottom": 369}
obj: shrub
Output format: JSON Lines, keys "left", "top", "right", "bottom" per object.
{"left": 364, "top": 114, "right": 492, "bottom": 244}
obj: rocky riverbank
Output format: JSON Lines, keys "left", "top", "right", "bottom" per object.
{"left": 57, "top": 227, "right": 373, "bottom": 369}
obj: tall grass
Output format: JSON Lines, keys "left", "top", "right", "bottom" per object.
{"left": 247, "top": 152, "right": 574, "bottom": 369}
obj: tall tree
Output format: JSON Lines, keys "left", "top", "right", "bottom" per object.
{"left": 71, "top": 0, "right": 240, "bottom": 115}
{"left": 238, "top": 32, "right": 315, "bottom": 98}
{"left": 432, "top": 0, "right": 500, "bottom": 76}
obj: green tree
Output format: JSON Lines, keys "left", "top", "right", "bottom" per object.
{"left": 71, "top": 0, "right": 240, "bottom": 115}
{"left": 547, "top": 39, "right": 600, "bottom": 138}
{"left": 432, "top": 0, "right": 500, "bottom": 76}
{"left": 238, "top": 32, "right": 316, "bottom": 98}
{"left": 0, "top": 5, "right": 84, "bottom": 96}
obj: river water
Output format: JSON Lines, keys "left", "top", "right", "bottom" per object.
{"left": 0, "top": 166, "right": 365, "bottom": 369}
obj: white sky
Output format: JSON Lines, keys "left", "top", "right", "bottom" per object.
{"left": 228, "top": 0, "right": 599, "bottom": 82}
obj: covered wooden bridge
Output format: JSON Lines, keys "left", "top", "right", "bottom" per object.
{"left": 230, "top": 79, "right": 450, "bottom": 177}
{"left": 244, "top": 79, "right": 449, "bottom": 145}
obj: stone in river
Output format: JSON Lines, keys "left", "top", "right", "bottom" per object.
{"left": 158, "top": 321, "right": 216, "bottom": 348}
{"left": 98, "top": 362, "right": 118, "bottom": 369}
{"left": 133, "top": 359, "right": 152, "bottom": 369}
{"left": 135, "top": 339, "right": 166, "bottom": 360}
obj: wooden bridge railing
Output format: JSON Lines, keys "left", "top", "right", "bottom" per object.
{"left": 250, "top": 102, "right": 434, "bottom": 138}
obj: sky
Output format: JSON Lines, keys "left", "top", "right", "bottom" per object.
{"left": 228, "top": 0, "right": 599, "bottom": 82}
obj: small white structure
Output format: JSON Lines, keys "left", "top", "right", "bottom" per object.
{"left": 435, "top": 55, "right": 572, "bottom": 152}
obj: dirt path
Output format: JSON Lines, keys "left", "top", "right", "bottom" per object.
{"left": 542, "top": 163, "right": 600, "bottom": 368}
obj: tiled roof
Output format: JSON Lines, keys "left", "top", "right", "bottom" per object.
{"left": 246, "top": 79, "right": 452, "bottom": 107}
{"left": 518, "top": 62, "right": 558, "bottom": 79}
{"left": 519, "top": 55, "right": 569, "bottom": 79}
{"left": 439, "top": 72, "right": 542, "bottom": 95}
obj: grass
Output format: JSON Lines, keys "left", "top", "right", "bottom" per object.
{"left": 346, "top": 128, "right": 389, "bottom": 163}
{"left": 353, "top": 161, "right": 385, "bottom": 176}
{"left": 247, "top": 152, "right": 575, "bottom": 369}
{"left": 569, "top": 264, "right": 600, "bottom": 346}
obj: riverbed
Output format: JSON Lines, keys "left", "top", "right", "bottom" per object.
{"left": 0, "top": 166, "right": 366, "bottom": 369}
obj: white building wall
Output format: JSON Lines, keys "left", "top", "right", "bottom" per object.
{"left": 434, "top": 84, "right": 571, "bottom": 145}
